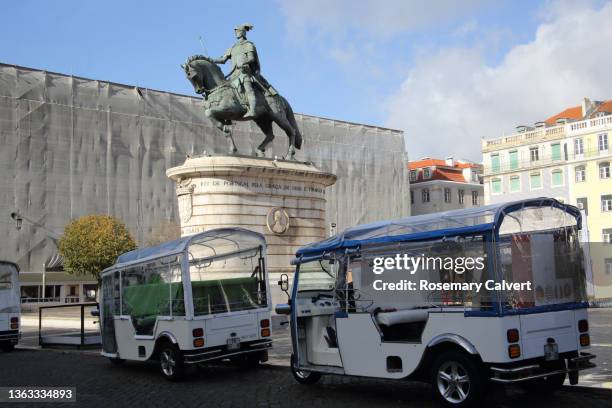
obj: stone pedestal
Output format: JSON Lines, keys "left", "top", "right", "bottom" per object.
{"left": 166, "top": 155, "right": 337, "bottom": 278}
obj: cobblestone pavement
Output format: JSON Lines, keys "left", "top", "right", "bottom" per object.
{"left": 5, "top": 309, "right": 610, "bottom": 407}
{"left": 583, "top": 308, "right": 612, "bottom": 388}
{"left": 1, "top": 348, "right": 611, "bottom": 408}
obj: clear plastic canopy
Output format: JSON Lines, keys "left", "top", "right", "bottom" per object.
{"left": 110, "top": 228, "right": 266, "bottom": 271}
{"left": 296, "top": 198, "right": 581, "bottom": 258}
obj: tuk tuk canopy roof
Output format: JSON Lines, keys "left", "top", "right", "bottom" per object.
{"left": 295, "top": 198, "right": 581, "bottom": 260}
{"left": 111, "top": 228, "right": 266, "bottom": 270}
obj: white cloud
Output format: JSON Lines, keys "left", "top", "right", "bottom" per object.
{"left": 386, "top": 2, "right": 612, "bottom": 161}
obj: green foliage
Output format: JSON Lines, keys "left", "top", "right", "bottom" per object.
{"left": 58, "top": 215, "right": 136, "bottom": 280}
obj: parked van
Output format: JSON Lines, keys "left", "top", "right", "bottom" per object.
{"left": 0, "top": 261, "right": 20, "bottom": 352}
{"left": 98, "top": 228, "right": 272, "bottom": 380}
{"left": 277, "top": 198, "right": 595, "bottom": 407}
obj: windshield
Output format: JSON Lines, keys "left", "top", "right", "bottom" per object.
{"left": 189, "top": 245, "right": 267, "bottom": 316}
{"left": 296, "top": 259, "right": 337, "bottom": 292}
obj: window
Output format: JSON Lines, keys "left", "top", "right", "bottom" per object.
{"left": 422, "top": 188, "right": 430, "bottom": 203}
{"left": 509, "top": 150, "right": 518, "bottom": 170}
{"left": 491, "top": 154, "right": 500, "bottom": 173}
{"left": 602, "top": 195, "right": 612, "bottom": 212}
{"left": 444, "top": 188, "right": 452, "bottom": 203}
{"left": 577, "top": 197, "right": 588, "bottom": 215}
{"left": 575, "top": 166, "right": 586, "bottom": 182}
{"left": 121, "top": 255, "right": 183, "bottom": 334}
{"left": 530, "top": 172, "right": 542, "bottom": 189}
{"left": 551, "top": 143, "right": 561, "bottom": 161}
{"left": 423, "top": 168, "right": 431, "bottom": 179}
{"left": 574, "top": 138, "right": 584, "bottom": 155}
{"left": 491, "top": 178, "right": 502, "bottom": 194}
{"left": 471, "top": 191, "right": 479, "bottom": 206}
{"left": 599, "top": 133, "right": 609, "bottom": 151}
{"left": 606, "top": 258, "right": 612, "bottom": 275}
{"left": 458, "top": 189, "right": 465, "bottom": 204}
{"left": 529, "top": 147, "right": 539, "bottom": 162}
{"left": 410, "top": 190, "right": 414, "bottom": 205}
{"left": 0, "top": 269, "right": 13, "bottom": 290}
{"left": 603, "top": 228, "right": 612, "bottom": 244}
{"left": 409, "top": 170, "right": 417, "bottom": 182}
{"left": 551, "top": 169, "right": 563, "bottom": 186}
{"left": 599, "top": 162, "right": 610, "bottom": 179}
{"left": 509, "top": 175, "right": 521, "bottom": 192}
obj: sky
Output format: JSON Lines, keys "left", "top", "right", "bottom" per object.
{"left": 1, "top": 0, "right": 611, "bottom": 161}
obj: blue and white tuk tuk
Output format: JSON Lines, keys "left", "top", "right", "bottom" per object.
{"left": 276, "top": 198, "right": 595, "bottom": 407}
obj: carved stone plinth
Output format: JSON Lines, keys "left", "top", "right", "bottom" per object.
{"left": 166, "top": 155, "right": 337, "bottom": 276}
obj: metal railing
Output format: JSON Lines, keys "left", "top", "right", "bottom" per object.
{"left": 483, "top": 115, "right": 612, "bottom": 152}
{"left": 38, "top": 302, "right": 101, "bottom": 348}
{"left": 484, "top": 148, "right": 612, "bottom": 175}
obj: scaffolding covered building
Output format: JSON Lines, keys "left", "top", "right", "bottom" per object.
{"left": 0, "top": 63, "right": 409, "bottom": 303}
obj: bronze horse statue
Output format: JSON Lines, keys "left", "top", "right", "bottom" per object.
{"left": 182, "top": 55, "right": 302, "bottom": 159}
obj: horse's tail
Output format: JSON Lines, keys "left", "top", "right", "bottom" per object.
{"left": 283, "top": 97, "right": 302, "bottom": 150}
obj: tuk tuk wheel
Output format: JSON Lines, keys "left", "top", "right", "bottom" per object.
{"left": 291, "top": 354, "right": 321, "bottom": 385}
{"left": 431, "top": 350, "right": 484, "bottom": 408}
{"left": 159, "top": 343, "right": 185, "bottom": 381}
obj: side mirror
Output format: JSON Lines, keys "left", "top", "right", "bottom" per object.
{"left": 91, "top": 307, "right": 100, "bottom": 317}
{"left": 278, "top": 273, "right": 289, "bottom": 293}
{"left": 275, "top": 303, "right": 291, "bottom": 315}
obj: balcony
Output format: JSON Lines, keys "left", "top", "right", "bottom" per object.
{"left": 482, "top": 115, "right": 612, "bottom": 153}
{"left": 484, "top": 147, "right": 611, "bottom": 176}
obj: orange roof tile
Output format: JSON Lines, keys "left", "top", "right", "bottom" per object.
{"left": 408, "top": 158, "right": 447, "bottom": 170}
{"left": 544, "top": 106, "right": 583, "bottom": 125}
{"left": 455, "top": 162, "right": 479, "bottom": 169}
{"left": 595, "top": 100, "right": 612, "bottom": 114}
{"left": 433, "top": 169, "right": 467, "bottom": 183}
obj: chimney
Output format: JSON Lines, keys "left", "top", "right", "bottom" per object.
{"left": 582, "top": 97, "right": 594, "bottom": 117}
{"left": 445, "top": 156, "right": 454, "bottom": 166}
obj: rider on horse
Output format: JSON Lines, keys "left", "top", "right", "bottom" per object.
{"left": 212, "top": 24, "right": 277, "bottom": 119}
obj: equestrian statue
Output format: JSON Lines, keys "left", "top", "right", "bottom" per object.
{"left": 182, "top": 24, "right": 302, "bottom": 159}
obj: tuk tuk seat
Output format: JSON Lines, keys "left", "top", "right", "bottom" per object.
{"left": 375, "top": 309, "right": 429, "bottom": 326}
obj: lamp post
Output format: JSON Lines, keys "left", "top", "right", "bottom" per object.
{"left": 10, "top": 210, "right": 61, "bottom": 302}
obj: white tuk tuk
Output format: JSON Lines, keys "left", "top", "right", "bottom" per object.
{"left": 0, "top": 261, "right": 20, "bottom": 352}
{"left": 276, "top": 198, "right": 595, "bottom": 407}
{"left": 99, "top": 228, "right": 272, "bottom": 380}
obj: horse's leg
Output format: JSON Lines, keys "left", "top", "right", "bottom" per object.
{"left": 265, "top": 96, "right": 299, "bottom": 160}
{"left": 206, "top": 109, "right": 237, "bottom": 154}
{"left": 254, "top": 116, "right": 274, "bottom": 157}
{"left": 224, "top": 121, "right": 238, "bottom": 154}
{"left": 272, "top": 114, "right": 297, "bottom": 160}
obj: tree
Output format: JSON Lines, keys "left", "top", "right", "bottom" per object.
{"left": 58, "top": 215, "right": 136, "bottom": 281}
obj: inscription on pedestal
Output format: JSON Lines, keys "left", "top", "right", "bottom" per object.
{"left": 167, "top": 156, "right": 337, "bottom": 274}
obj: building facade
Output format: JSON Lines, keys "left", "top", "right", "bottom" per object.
{"left": 409, "top": 158, "right": 483, "bottom": 216}
{"left": 0, "top": 63, "right": 410, "bottom": 305}
{"left": 482, "top": 98, "right": 612, "bottom": 299}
